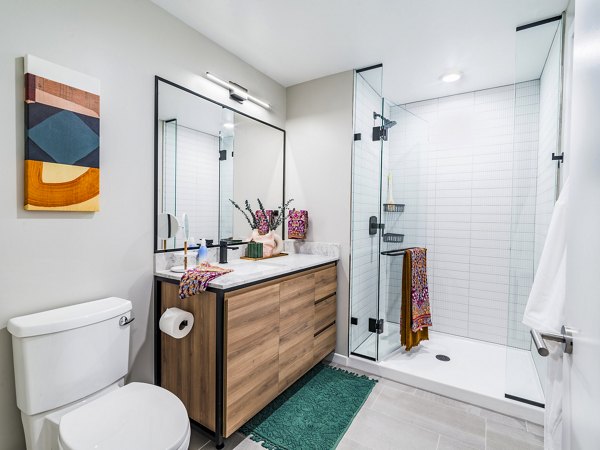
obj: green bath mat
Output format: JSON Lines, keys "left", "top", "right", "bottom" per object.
{"left": 240, "top": 364, "right": 377, "bottom": 450}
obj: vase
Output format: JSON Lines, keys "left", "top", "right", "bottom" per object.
{"left": 250, "top": 229, "right": 283, "bottom": 257}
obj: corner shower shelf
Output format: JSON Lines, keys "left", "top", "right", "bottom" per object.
{"left": 383, "top": 233, "right": 404, "bottom": 243}
{"left": 383, "top": 203, "right": 405, "bottom": 213}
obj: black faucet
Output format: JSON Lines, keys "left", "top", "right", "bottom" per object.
{"left": 207, "top": 240, "right": 248, "bottom": 264}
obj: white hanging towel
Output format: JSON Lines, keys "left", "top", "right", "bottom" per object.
{"left": 523, "top": 179, "right": 570, "bottom": 333}
{"left": 523, "top": 178, "right": 570, "bottom": 450}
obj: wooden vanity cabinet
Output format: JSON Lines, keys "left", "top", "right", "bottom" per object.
{"left": 158, "top": 262, "right": 337, "bottom": 441}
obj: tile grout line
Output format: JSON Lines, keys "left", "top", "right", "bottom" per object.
{"left": 369, "top": 384, "right": 384, "bottom": 405}
{"left": 435, "top": 434, "right": 441, "bottom": 450}
{"left": 484, "top": 417, "right": 488, "bottom": 450}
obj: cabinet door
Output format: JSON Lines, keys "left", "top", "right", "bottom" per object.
{"left": 278, "top": 274, "right": 315, "bottom": 392}
{"left": 224, "top": 284, "right": 280, "bottom": 437}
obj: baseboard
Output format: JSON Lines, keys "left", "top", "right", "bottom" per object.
{"left": 329, "top": 352, "right": 349, "bottom": 366}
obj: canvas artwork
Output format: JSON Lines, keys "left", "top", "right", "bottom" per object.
{"left": 24, "top": 55, "right": 100, "bottom": 211}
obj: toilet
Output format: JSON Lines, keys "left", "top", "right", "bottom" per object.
{"left": 8, "top": 297, "right": 191, "bottom": 450}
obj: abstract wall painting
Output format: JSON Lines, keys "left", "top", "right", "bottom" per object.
{"left": 24, "top": 55, "right": 100, "bottom": 211}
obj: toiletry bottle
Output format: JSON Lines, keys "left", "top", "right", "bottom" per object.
{"left": 197, "top": 239, "right": 208, "bottom": 264}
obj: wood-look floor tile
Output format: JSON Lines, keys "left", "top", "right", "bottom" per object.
{"left": 344, "top": 408, "right": 440, "bottom": 450}
{"left": 479, "top": 407, "right": 527, "bottom": 430}
{"left": 437, "top": 435, "right": 483, "bottom": 450}
{"left": 486, "top": 421, "right": 544, "bottom": 450}
{"left": 371, "top": 386, "right": 486, "bottom": 447}
{"left": 526, "top": 421, "right": 544, "bottom": 437}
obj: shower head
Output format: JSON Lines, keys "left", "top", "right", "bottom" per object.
{"left": 373, "top": 112, "right": 397, "bottom": 129}
{"left": 382, "top": 119, "right": 397, "bottom": 129}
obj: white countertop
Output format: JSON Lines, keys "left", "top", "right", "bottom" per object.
{"left": 154, "top": 253, "right": 338, "bottom": 290}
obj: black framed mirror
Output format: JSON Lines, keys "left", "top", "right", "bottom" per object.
{"left": 154, "top": 77, "right": 286, "bottom": 252}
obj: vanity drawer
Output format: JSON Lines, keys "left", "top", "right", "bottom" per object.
{"left": 313, "top": 323, "right": 336, "bottom": 364}
{"left": 314, "top": 295, "right": 336, "bottom": 335}
{"left": 314, "top": 266, "right": 337, "bottom": 300}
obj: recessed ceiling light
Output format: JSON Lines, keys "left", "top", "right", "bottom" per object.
{"left": 223, "top": 123, "right": 234, "bottom": 129}
{"left": 441, "top": 72, "right": 462, "bottom": 83}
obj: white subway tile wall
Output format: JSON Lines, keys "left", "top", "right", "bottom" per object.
{"left": 527, "top": 27, "right": 562, "bottom": 392}
{"left": 387, "top": 81, "right": 541, "bottom": 348}
{"left": 219, "top": 135, "right": 234, "bottom": 240}
{"left": 163, "top": 125, "right": 220, "bottom": 245}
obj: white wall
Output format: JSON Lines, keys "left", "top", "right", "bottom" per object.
{"left": 286, "top": 71, "right": 354, "bottom": 355}
{"left": 0, "top": 1, "right": 285, "bottom": 447}
{"left": 232, "top": 117, "right": 285, "bottom": 239}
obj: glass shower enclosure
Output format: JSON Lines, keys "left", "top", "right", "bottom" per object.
{"left": 349, "top": 65, "right": 417, "bottom": 361}
{"left": 505, "top": 14, "right": 565, "bottom": 406}
{"left": 350, "top": 13, "right": 565, "bottom": 407}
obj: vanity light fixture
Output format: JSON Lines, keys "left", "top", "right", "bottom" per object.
{"left": 206, "top": 72, "right": 271, "bottom": 109}
{"left": 441, "top": 71, "right": 462, "bottom": 83}
{"left": 223, "top": 122, "right": 234, "bottom": 129}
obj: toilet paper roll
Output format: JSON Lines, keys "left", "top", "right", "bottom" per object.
{"left": 159, "top": 307, "right": 194, "bottom": 339}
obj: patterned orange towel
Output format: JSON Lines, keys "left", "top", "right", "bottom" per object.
{"left": 407, "top": 248, "right": 432, "bottom": 332}
{"left": 401, "top": 248, "right": 432, "bottom": 350}
{"left": 179, "top": 262, "right": 233, "bottom": 299}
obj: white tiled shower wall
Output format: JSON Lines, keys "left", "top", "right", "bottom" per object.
{"left": 387, "top": 81, "right": 541, "bottom": 347}
{"left": 219, "top": 135, "right": 234, "bottom": 240}
{"left": 529, "top": 26, "right": 562, "bottom": 392}
{"left": 535, "top": 31, "right": 561, "bottom": 273}
{"left": 163, "top": 125, "right": 220, "bottom": 244}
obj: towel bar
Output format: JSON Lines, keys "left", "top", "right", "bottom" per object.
{"left": 381, "top": 247, "right": 416, "bottom": 256}
{"left": 531, "top": 325, "right": 574, "bottom": 356}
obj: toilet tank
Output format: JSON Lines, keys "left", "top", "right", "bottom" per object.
{"left": 8, "top": 297, "right": 132, "bottom": 416}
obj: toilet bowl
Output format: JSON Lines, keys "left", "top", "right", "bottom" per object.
{"left": 58, "top": 383, "right": 190, "bottom": 450}
{"left": 8, "top": 297, "right": 191, "bottom": 450}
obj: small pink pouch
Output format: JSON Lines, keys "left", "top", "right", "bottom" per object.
{"left": 288, "top": 209, "right": 308, "bottom": 239}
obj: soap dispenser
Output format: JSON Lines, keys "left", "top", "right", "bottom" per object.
{"left": 197, "top": 239, "right": 208, "bottom": 263}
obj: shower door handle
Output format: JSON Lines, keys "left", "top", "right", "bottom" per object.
{"left": 369, "top": 216, "right": 384, "bottom": 235}
{"left": 531, "top": 326, "right": 574, "bottom": 356}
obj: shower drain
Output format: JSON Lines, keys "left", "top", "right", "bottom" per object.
{"left": 435, "top": 354, "right": 451, "bottom": 362}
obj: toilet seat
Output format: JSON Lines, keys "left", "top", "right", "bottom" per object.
{"left": 58, "top": 382, "right": 190, "bottom": 450}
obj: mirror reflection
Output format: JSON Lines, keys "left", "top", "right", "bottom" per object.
{"left": 155, "top": 79, "right": 285, "bottom": 251}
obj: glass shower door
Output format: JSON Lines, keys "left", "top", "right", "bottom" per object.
{"left": 505, "top": 16, "right": 564, "bottom": 406}
{"left": 349, "top": 66, "right": 384, "bottom": 360}
{"left": 350, "top": 63, "right": 431, "bottom": 361}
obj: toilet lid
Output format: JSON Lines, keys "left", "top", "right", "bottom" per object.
{"left": 59, "top": 383, "right": 189, "bottom": 450}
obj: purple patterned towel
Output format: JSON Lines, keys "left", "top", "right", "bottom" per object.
{"left": 256, "top": 210, "right": 272, "bottom": 235}
{"left": 288, "top": 209, "right": 308, "bottom": 239}
{"left": 179, "top": 262, "right": 233, "bottom": 299}
{"left": 407, "top": 248, "right": 432, "bottom": 332}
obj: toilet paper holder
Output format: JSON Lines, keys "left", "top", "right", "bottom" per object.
{"left": 179, "top": 320, "right": 188, "bottom": 330}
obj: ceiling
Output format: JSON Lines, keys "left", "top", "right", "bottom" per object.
{"left": 152, "top": 0, "right": 569, "bottom": 104}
